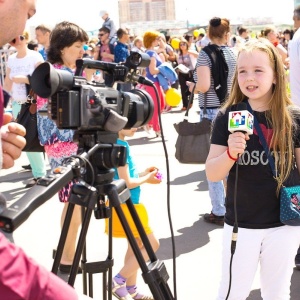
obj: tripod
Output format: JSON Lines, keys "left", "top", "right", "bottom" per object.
{"left": 51, "top": 142, "right": 175, "bottom": 300}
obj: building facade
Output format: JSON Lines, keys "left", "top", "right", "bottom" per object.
{"left": 118, "top": 0, "right": 179, "bottom": 35}
{"left": 119, "top": 0, "right": 175, "bottom": 23}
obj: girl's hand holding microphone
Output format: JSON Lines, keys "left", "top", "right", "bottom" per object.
{"left": 227, "top": 132, "right": 249, "bottom": 160}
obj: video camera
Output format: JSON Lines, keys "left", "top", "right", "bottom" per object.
{"left": 30, "top": 51, "right": 154, "bottom": 134}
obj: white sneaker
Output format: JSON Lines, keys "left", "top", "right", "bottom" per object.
{"left": 143, "top": 125, "right": 151, "bottom": 134}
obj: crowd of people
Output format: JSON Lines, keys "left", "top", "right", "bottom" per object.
{"left": 2, "top": 1, "right": 300, "bottom": 299}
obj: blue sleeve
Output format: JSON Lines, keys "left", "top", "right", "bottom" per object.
{"left": 114, "top": 45, "right": 128, "bottom": 63}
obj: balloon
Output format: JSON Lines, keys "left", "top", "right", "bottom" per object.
{"left": 165, "top": 88, "right": 181, "bottom": 107}
{"left": 251, "top": 32, "right": 257, "bottom": 39}
{"left": 198, "top": 28, "right": 205, "bottom": 35}
{"left": 171, "top": 38, "right": 180, "bottom": 49}
{"left": 193, "top": 29, "right": 200, "bottom": 37}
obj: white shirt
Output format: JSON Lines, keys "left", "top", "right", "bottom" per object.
{"left": 7, "top": 50, "right": 44, "bottom": 102}
{"left": 288, "top": 28, "right": 300, "bottom": 106}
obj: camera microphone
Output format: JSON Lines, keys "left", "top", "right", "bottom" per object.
{"left": 75, "top": 59, "right": 84, "bottom": 76}
{"left": 81, "top": 58, "right": 125, "bottom": 74}
{"left": 228, "top": 102, "right": 253, "bottom": 134}
{"left": 127, "top": 72, "right": 153, "bottom": 87}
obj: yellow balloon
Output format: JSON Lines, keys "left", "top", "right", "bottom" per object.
{"left": 198, "top": 28, "right": 205, "bottom": 35}
{"left": 193, "top": 29, "right": 200, "bottom": 37}
{"left": 251, "top": 32, "right": 257, "bottom": 39}
{"left": 171, "top": 38, "right": 180, "bottom": 50}
{"left": 165, "top": 88, "right": 181, "bottom": 107}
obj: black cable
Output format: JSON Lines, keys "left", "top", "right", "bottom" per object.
{"left": 225, "top": 154, "right": 239, "bottom": 300}
{"left": 151, "top": 83, "right": 177, "bottom": 300}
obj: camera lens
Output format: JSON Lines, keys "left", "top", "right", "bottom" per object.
{"left": 123, "top": 89, "right": 154, "bottom": 128}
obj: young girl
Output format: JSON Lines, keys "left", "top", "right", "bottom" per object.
{"left": 206, "top": 38, "right": 300, "bottom": 298}
{"left": 106, "top": 127, "right": 161, "bottom": 300}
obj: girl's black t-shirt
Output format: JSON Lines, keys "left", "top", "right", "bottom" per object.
{"left": 211, "top": 106, "right": 300, "bottom": 229}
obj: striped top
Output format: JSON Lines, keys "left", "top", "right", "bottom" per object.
{"left": 193, "top": 45, "right": 236, "bottom": 109}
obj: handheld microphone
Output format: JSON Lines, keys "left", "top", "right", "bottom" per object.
{"left": 227, "top": 103, "right": 253, "bottom": 254}
{"left": 228, "top": 102, "right": 253, "bottom": 134}
{"left": 225, "top": 102, "right": 255, "bottom": 299}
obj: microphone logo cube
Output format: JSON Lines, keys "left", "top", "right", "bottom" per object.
{"left": 228, "top": 111, "right": 253, "bottom": 134}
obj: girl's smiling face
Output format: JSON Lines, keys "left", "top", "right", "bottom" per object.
{"left": 237, "top": 49, "right": 276, "bottom": 107}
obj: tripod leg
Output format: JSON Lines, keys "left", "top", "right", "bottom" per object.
{"left": 52, "top": 202, "right": 75, "bottom": 274}
{"left": 68, "top": 206, "right": 93, "bottom": 286}
{"left": 81, "top": 206, "right": 88, "bottom": 295}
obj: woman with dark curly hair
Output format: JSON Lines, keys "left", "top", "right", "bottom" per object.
{"left": 37, "top": 21, "right": 88, "bottom": 274}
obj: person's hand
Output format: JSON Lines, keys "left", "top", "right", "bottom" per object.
{"left": 145, "top": 166, "right": 158, "bottom": 173}
{"left": 1, "top": 113, "right": 26, "bottom": 169}
{"left": 227, "top": 132, "right": 249, "bottom": 159}
{"left": 146, "top": 169, "right": 162, "bottom": 184}
{"left": 143, "top": 166, "right": 162, "bottom": 184}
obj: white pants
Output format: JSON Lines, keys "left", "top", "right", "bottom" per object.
{"left": 217, "top": 224, "right": 300, "bottom": 300}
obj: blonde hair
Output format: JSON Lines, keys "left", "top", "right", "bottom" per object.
{"left": 223, "top": 38, "right": 297, "bottom": 193}
{"left": 133, "top": 36, "right": 143, "bottom": 47}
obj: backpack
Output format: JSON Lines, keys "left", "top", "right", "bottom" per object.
{"left": 201, "top": 44, "right": 229, "bottom": 103}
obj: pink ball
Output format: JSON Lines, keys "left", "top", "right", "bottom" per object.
{"left": 156, "top": 171, "right": 163, "bottom": 180}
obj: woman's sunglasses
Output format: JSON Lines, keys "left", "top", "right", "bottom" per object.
{"left": 11, "top": 35, "right": 25, "bottom": 44}
{"left": 180, "top": 43, "right": 187, "bottom": 46}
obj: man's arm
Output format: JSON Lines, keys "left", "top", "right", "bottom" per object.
{"left": 0, "top": 232, "right": 79, "bottom": 300}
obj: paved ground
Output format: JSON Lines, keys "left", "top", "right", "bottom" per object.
{"left": 0, "top": 105, "right": 300, "bottom": 299}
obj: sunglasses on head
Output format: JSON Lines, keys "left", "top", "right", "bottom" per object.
{"left": 11, "top": 35, "right": 25, "bottom": 44}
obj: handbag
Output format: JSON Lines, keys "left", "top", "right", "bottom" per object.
{"left": 173, "top": 88, "right": 211, "bottom": 164}
{"left": 247, "top": 101, "right": 300, "bottom": 225}
{"left": 15, "top": 86, "right": 44, "bottom": 152}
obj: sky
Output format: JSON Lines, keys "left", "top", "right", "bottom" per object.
{"left": 27, "top": 0, "right": 295, "bottom": 33}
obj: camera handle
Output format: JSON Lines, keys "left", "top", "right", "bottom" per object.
{"left": 51, "top": 170, "right": 174, "bottom": 299}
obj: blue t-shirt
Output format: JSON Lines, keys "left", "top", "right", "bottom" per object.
{"left": 114, "top": 42, "right": 129, "bottom": 63}
{"left": 114, "top": 139, "right": 141, "bottom": 204}
{"left": 145, "top": 50, "right": 162, "bottom": 83}
{"left": 39, "top": 47, "right": 47, "bottom": 60}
